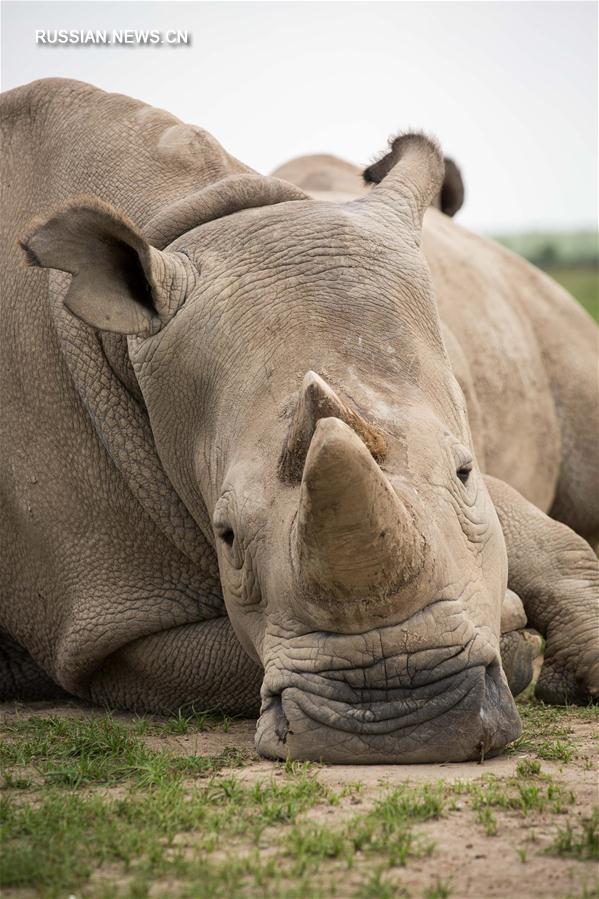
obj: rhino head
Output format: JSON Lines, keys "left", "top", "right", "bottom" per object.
{"left": 22, "top": 134, "right": 520, "bottom": 763}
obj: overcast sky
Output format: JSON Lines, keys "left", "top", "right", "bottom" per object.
{"left": 1, "top": 1, "right": 596, "bottom": 233}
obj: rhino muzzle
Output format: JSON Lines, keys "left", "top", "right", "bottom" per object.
{"left": 255, "top": 615, "right": 521, "bottom": 764}
{"left": 256, "top": 661, "right": 520, "bottom": 764}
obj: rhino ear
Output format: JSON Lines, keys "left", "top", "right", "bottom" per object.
{"left": 20, "top": 197, "right": 194, "bottom": 335}
{"left": 364, "top": 144, "right": 464, "bottom": 219}
{"left": 440, "top": 158, "right": 465, "bottom": 217}
{"left": 362, "top": 133, "right": 444, "bottom": 231}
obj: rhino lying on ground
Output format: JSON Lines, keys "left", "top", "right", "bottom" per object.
{"left": 1, "top": 79, "right": 597, "bottom": 763}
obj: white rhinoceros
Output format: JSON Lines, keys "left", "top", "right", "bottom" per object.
{"left": 1, "top": 79, "right": 597, "bottom": 763}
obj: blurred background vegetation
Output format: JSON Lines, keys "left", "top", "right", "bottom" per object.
{"left": 493, "top": 231, "right": 598, "bottom": 322}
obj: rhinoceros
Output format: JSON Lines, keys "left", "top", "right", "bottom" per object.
{"left": 1, "top": 79, "right": 597, "bottom": 764}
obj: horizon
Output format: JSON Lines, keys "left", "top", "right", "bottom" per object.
{"left": 1, "top": 1, "right": 597, "bottom": 234}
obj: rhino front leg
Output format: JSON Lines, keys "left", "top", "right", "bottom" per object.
{"left": 499, "top": 629, "right": 540, "bottom": 697}
{"left": 0, "top": 629, "right": 71, "bottom": 701}
{"left": 485, "top": 475, "right": 599, "bottom": 704}
{"left": 498, "top": 588, "right": 541, "bottom": 697}
{"left": 87, "top": 617, "right": 263, "bottom": 716}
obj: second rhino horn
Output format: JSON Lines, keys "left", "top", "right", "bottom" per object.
{"left": 278, "top": 371, "right": 387, "bottom": 483}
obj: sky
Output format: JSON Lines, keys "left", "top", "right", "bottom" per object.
{"left": 1, "top": 0, "right": 597, "bottom": 233}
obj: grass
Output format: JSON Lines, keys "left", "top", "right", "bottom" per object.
{"left": 0, "top": 703, "right": 596, "bottom": 897}
{"left": 0, "top": 714, "right": 445, "bottom": 897}
{"left": 284, "top": 781, "right": 443, "bottom": 876}
{"left": 493, "top": 231, "right": 598, "bottom": 269}
{"left": 566, "top": 886, "right": 599, "bottom": 899}
{"left": 492, "top": 231, "right": 598, "bottom": 321}
{"left": 424, "top": 881, "right": 452, "bottom": 899}
{"left": 452, "top": 767, "right": 577, "bottom": 829}
{"left": 476, "top": 806, "right": 498, "bottom": 836}
{"left": 546, "top": 266, "right": 599, "bottom": 321}
{"left": 505, "top": 699, "right": 599, "bottom": 761}
{"left": 151, "top": 708, "right": 233, "bottom": 735}
{"left": 0, "top": 714, "right": 247, "bottom": 788}
{"left": 1, "top": 767, "right": 338, "bottom": 896}
{"left": 356, "top": 869, "right": 401, "bottom": 899}
{"left": 515, "top": 759, "right": 542, "bottom": 778}
{"left": 546, "top": 809, "right": 599, "bottom": 861}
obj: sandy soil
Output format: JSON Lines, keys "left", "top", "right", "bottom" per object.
{"left": 184, "top": 717, "right": 598, "bottom": 898}
{"left": 1, "top": 700, "right": 597, "bottom": 899}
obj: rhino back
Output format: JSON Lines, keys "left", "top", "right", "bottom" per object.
{"left": 421, "top": 210, "right": 563, "bottom": 510}
{"left": 1, "top": 78, "right": 248, "bottom": 226}
{"left": 0, "top": 79, "right": 239, "bottom": 692}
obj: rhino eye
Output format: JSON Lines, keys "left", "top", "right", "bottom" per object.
{"left": 457, "top": 464, "right": 472, "bottom": 484}
{"left": 452, "top": 444, "right": 473, "bottom": 486}
{"left": 221, "top": 528, "right": 235, "bottom": 547}
{"left": 213, "top": 503, "right": 236, "bottom": 548}
{"left": 216, "top": 524, "right": 235, "bottom": 548}
{"left": 213, "top": 498, "right": 243, "bottom": 568}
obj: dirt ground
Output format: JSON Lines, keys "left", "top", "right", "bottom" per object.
{"left": 1, "top": 698, "right": 597, "bottom": 899}
{"left": 135, "top": 714, "right": 599, "bottom": 898}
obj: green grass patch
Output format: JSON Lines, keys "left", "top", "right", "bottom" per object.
{"left": 476, "top": 806, "right": 497, "bottom": 836}
{"left": 0, "top": 714, "right": 247, "bottom": 788}
{"left": 493, "top": 231, "right": 598, "bottom": 269}
{"left": 546, "top": 266, "right": 599, "bottom": 321}
{"left": 492, "top": 232, "right": 598, "bottom": 320}
{"left": 546, "top": 809, "right": 599, "bottom": 861}
{"left": 451, "top": 766, "right": 576, "bottom": 834}
{"left": 508, "top": 699, "right": 598, "bottom": 761}
{"left": 151, "top": 708, "right": 234, "bottom": 736}
{"left": 285, "top": 782, "right": 443, "bottom": 875}
{"left": 0, "top": 769, "right": 339, "bottom": 896}
{"left": 0, "top": 709, "right": 594, "bottom": 897}
{"left": 356, "top": 868, "right": 400, "bottom": 899}
{"left": 515, "top": 759, "right": 542, "bottom": 778}
{"left": 424, "top": 880, "right": 452, "bottom": 899}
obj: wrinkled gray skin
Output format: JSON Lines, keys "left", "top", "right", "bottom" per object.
{"left": 1, "top": 80, "right": 598, "bottom": 764}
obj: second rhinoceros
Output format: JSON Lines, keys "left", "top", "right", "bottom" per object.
{"left": 1, "top": 79, "right": 597, "bottom": 763}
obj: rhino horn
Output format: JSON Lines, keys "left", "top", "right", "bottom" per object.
{"left": 363, "top": 133, "right": 445, "bottom": 231}
{"left": 295, "top": 417, "right": 424, "bottom": 598}
{"left": 278, "top": 371, "right": 387, "bottom": 483}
